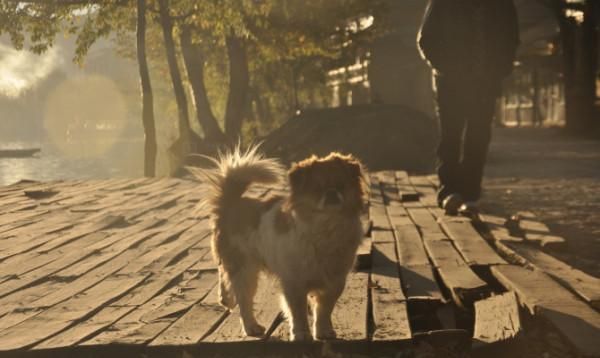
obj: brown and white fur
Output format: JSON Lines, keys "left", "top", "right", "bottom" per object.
{"left": 195, "top": 145, "right": 368, "bottom": 341}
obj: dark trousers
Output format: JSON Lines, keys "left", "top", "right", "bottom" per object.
{"left": 433, "top": 74, "right": 501, "bottom": 205}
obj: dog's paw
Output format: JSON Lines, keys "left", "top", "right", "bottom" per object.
{"left": 291, "top": 330, "right": 313, "bottom": 342}
{"left": 314, "top": 327, "right": 336, "bottom": 341}
{"left": 243, "top": 322, "right": 266, "bottom": 337}
{"left": 218, "top": 291, "right": 236, "bottom": 309}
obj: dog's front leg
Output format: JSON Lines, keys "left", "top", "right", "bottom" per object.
{"left": 282, "top": 285, "right": 311, "bottom": 341}
{"left": 313, "top": 280, "right": 345, "bottom": 340}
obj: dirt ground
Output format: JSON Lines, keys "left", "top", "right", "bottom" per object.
{"left": 480, "top": 127, "right": 600, "bottom": 277}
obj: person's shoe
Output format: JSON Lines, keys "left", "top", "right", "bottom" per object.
{"left": 458, "top": 201, "right": 479, "bottom": 217}
{"left": 441, "top": 193, "right": 464, "bottom": 216}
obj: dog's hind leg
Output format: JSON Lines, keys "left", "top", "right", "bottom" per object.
{"left": 217, "top": 265, "right": 237, "bottom": 309}
{"left": 230, "top": 263, "right": 265, "bottom": 337}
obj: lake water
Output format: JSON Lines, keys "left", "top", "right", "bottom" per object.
{"left": 0, "top": 140, "right": 145, "bottom": 186}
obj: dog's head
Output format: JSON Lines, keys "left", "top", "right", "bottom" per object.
{"left": 288, "top": 152, "right": 368, "bottom": 215}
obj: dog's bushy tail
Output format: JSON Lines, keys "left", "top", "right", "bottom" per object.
{"left": 191, "top": 144, "right": 285, "bottom": 214}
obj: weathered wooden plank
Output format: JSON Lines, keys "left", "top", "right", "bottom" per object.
{"left": 332, "top": 270, "right": 369, "bottom": 341}
{"left": 482, "top": 214, "right": 600, "bottom": 310}
{"left": 393, "top": 224, "right": 443, "bottom": 302}
{"left": 29, "top": 221, "right": 201, "bottom": 309}
{"left": 407, "top": 175, "right": 439, "bottom": 209}
{"left": 370, "top": 242, "right": 411, "bottom": 341}
{"left": 0, "top": 191, "right": 34, "bottom": 206}
{"left": 35, "top": 179, "right": 128, "bottom": 206}
{"left": 82, "top": 270, "right": 217, "bottom": 345}
{"left": 377, "top": 171, "right": 403, "bottom": 205}
{"left": 422, "top": 240, "right": 469, "bottom": 268}
{"left": 33, "top": 251, "right": 208, "bottom": 349}
{"left": 201, "top": 276, "right": 280, "bottom": 343}
{"left": 125, "top": 228, "right": 211, "bottom": 275}
{"left": 371, "top": 228, "right": 395, "bottom": 244}
{"left": 0, "top": 281, "right": 60, "bottom": 322}
{"left": 386, "top": 205, "right": 412, "bottom": 223}
{"left": 0, "top": 217, "right": 39, "bottom": 236}
{"left": 394, "top": 224, "right": 430, "bottom": 267}
{"left": 0, "top": 180, "right": 42, "bottom": 194}
{"left": 386, "top": 177, "right": 445, "bottom": 306}
{"left": 0, "top": 273, "right": 147, "bottom": 350}
{"left": 426, "top": 175, "right": 440, "bottom": 187}
{"left": 0, "top": 231, "right": 66, "bottom": 262}
{"left": 0, "top": 308, "right": 44, "bottom": 332}
{"left": 0, "top": 214, "right": 76, "bottom": 241}
{"left": 369, "top": 204, "right": 390, "bottom": 231}
{"left": 405, "top": 207, "right": 446, "bottom": 241}
{"left": 120, "top": 177, "right": 179, "bottom": 195}
{"left": 439, "top": 217, "right": 506, "bottom": 266}
{"left": 122, "top": 192, "right": 187, "bottom": 221}
{"left": 395, "top": 172, "right": 422, "bottom": 208}
{"left": 150, "top": 286, "right": 228, "bottom": 346}
{"left": 400, "top": 264, "right": 444, "bottom": 302}
{"left": 0, "top": 232, "right": 110, "bottom": 289}
{"left": 32, "top": 213, "right": 126, "bottom": 254}
{"left": 423, "top": 240, "right": 489, "bottom": 306}
{"left": 0, "top": 219, "right": 161, "bottom": 299}
{"left": 186, "top": 249, "right": 218, "bottom": 274}
{"left": 473, "top": 291, "right": 522, "bottom": 347}
{"left": 515, "top": 211, "right": 566, "bottom": 248}
{"left": 68, "top": 219, "right": 199, "bottom": 278}
{"left": 0, "top": 216, "right": 147, "bottom": 279}
{"left": 492, "top": 265, "right": 600, "bottom": 357}
{"left": 501, "top": 241, "right": 600, "bottom": 310}
{"left": 398, "top": 186, "right": 490, "bottom": 306}
{"left": 481, "top": 214, "right": 524, "bottom": 243}
{"left": 100, "top": 178, "right": 156, "bottom": 192}
{"left": 0, "top": 209, "right": 50, "bottom": 230}
{"left": 116, "top": 248, "right": 212, "bottom": 307}
{"left": 32, "top": 306, "right": 133, "bottom": 350}
{"left": 66, "top": 180, "right": 179, "bottom": 216}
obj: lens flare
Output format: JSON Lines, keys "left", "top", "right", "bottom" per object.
{"left": 43, "top": 74, "right": 127, "bottom": 158}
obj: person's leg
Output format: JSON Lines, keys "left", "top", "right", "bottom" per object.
{"left": 461, "top": 82, "right": 499, "bottom": 202}
{"left": 433, "top": 75, "right": 468, "bottom": 206}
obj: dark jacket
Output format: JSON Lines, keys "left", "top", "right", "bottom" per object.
{"left": 417, "top": 0, "right": 520, "bottom": 78}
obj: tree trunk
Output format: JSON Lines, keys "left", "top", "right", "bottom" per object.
{"left": 580, "top": 0, "right": 598, "bottom": 131}
{"left": 224, "top": 34, "right": 250, "bottom": 141}
{"left": 556, "top": 5, "right": 579, "bottom": 131}
{"left": 179, "top": 27, "right": 226, "bottom": 144}
{"left": 158, "top": 0, "right": 191, "bottom": 154}
{"left": 136, "top": 0, "right": 157, "bottom": 177}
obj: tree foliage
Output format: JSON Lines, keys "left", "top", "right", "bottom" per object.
{"left": 0, "top": 0, "right": 385, "bottom": 171}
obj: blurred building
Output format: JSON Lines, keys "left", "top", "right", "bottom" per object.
{"left": 327, "top": 1, "right": 434, "bottom": 118}
{"left": 368, "top": 0, "right": 434, "bottom": 117}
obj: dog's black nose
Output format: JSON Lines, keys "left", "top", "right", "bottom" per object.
{"left": 324, "top": 189, "right": 341, "bottom": 205}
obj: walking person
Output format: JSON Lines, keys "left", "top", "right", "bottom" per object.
{"left": 417, "top": 0, "right": 520, "bottom": 215}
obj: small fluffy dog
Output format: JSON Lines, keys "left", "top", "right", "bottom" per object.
{"left": 195, "top": 146, "right": 368, "bottom": 341}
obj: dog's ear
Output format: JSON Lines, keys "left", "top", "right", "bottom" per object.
{"left": 288, "top": 162, "right": 309, "bottom": 191}
{"left": 343, "top": 157, "right": 369, "bottom": 199}
{"left": 346, "top": 161, "right": 362, "bottom": 177}
{"left": 341, "top": 156, "right": 363, "bottom": 178}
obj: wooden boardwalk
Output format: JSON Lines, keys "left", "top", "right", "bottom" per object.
{"left": 0, "top": 172, "right": 598, "bottom": 357}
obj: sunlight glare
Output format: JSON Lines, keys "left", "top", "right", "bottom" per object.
{"left": 43, "top": 75, "right": 127, "bottom": 159}
{"left": 0, "top": 43, "right": 61, "bottom": 98}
